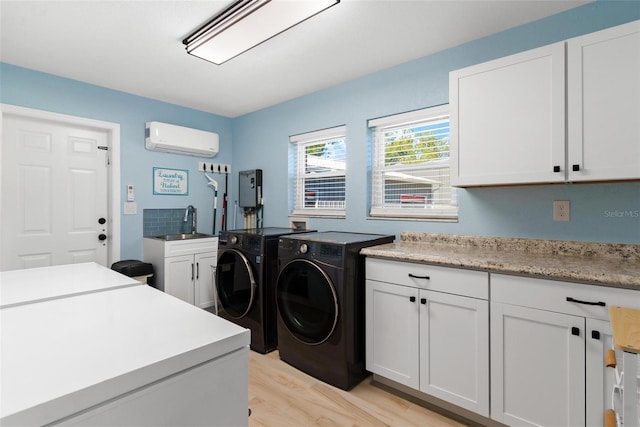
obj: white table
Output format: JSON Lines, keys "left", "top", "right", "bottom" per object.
{"left": 1, "top": 267, "right": 250, "bottom": 426}
{"left": 0, "top": 262, "right": 141, "bottom": 308}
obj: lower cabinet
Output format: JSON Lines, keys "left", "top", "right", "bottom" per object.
{"left": 144, "top": 237, "right": 218, "bottom": 309}
{"left": 366, "top": 259, "right": 640, "bottom": 426}
{"left": 490, "top": 302, "right": 585, "bottom": 426}
{"left": 164, "top": 252, "right": 217, "bottom": 308}
{"left": 365, "top": 258, "right": 489, "bottom": 416}
{"left": 491, "top": 273, "right": 640, "bottom": 426}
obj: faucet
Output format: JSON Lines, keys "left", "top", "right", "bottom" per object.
{"left": 184, "top": 205, "right": 196, "bottom": 234}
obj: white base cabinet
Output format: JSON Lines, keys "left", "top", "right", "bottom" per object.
{"left": 366, "top": 258, "right": 640, "bottom": 425}
{"left": 491, "top": 273, "right": 640, "bottom": 426}
{"left": 490, "top": 302, "right": 585, "bottom": 426}
{"left": 144, "top": 237, "right": 218, "bottom": 309}
{"left": 365, "top": 258, "right": 489, "bottom": 416}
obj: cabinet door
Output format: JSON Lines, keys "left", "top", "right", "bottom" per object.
{"left": 365, "top": 280, "right": 419, "bottom": 388}
{"left": 419, "top": 290, "right": 489, "bottom": 416}
{"left": 491, "top": 303, "right": 585, "bottom": 426}
{"left": 195, "top": 252, "right": 217, "bottom": 309}
{"left": 586, "top": 318, "right": 620, "bottom": 427}
{"left": 450, "top": 42, "right": 565, "bottom": 186}
{"left": 165, "top": 255, "right": 194, "bottom": 304}
{"left": 567, "top": 20, "right": 640, "bottom": 181}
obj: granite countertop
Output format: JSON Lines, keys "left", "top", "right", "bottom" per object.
{"left": 360, "top": 233, "right": 640, "bottom": 290}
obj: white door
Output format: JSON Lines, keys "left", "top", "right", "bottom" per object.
{"left": 419, "top": 290, "right": 489, "bottom": 416}
{"left": 491, "top": 302, "right": 585, "bottom": 426}
{"left": 195, "top": 251, "right": 217, "bottom": 309}
{"left": 165, "top": 255, "right": 195, "bottom": 304}
{"left": 1, "top": 114, "right": 110, "bottom": 270}
{"left": 450, "top": 42, "right": 566, "bottom": 186}
{"left": 365, "top": 279, "right": 419, "bottom": 389}
{"left": 585, "top": 318, "right": 618, "bottom": 427}
{"left": 567, "top": 20, "right": 640, "bottom": 181}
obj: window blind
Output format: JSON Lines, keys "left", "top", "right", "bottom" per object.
{"left": 290, "top": 126, "right": 346, "bottom": 217}
{"left": 369, "top": 106, "right": 457, "bottom": 220}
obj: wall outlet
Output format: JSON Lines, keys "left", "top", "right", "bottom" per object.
{"left": 553, "top": 200, "right": 570, "bottom": 221}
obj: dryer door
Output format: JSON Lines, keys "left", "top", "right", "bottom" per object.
{"left": 276, "top": 259, "right": 338, "bottom": 345}
{"left": 216, "top": 249, "right": 256, "bottom": 319}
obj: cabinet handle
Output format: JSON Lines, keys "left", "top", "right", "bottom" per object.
{"left": 566, "top": 297, "right": 606, "bottom": 307}
{"left": 191, "top": 263, "right": 194, "bottom": 281}
{"left": 591, "top": 330, "right": 601, "bottom": 340}
{"left": 571, "top": 327, "right": 580, "bottom": 336}
{"left": 553, "top": 165, "right": 561, "bottom": 173}
{"left": 196, "top": 262, "right": 199, "bottom": 279}
{"left": 572, "top": 164, "right": 580, "bottom": 172}
{"left": 409, "top": 296, "right": 416, "bottom": 303}
{"left": 408, "top": 273, "right": 430, "bottom": 280}
{"left": 420, "top": 298, "right": 427, "bottom": 304}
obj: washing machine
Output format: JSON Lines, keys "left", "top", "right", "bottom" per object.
{"left": 216, "top": 227, "right": 314, "bottom": 354}
{"left": 275, "top": 231, "right": 394, "bottom": 390}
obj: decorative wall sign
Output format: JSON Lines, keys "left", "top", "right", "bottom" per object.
{"left": 153, "top": 167, "right": 189, "bottom": 195}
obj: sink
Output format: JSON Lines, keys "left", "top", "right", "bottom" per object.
{"left": 151, "top": 233, "right": 216, "bottom": 241}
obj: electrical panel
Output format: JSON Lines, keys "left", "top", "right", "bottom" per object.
{"left": 239, "top": 169, "right": 262, "bottom": 208}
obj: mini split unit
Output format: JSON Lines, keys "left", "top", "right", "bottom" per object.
{"left": 145, "top": 121, "right": 219, "bottom": 157}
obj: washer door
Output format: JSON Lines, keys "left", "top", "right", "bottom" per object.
{"left": 216, "top": 249, "right": 256, "bottom": 319}
{"left": 276, "top": 259, "right": 338, "bottom": 345}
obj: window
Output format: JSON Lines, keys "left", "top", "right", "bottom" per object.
{"left": 289, "top": 126, "right": 346, "bottom": 217}
{"left": 369, "top": 105, "right": 457, "bottom": 220}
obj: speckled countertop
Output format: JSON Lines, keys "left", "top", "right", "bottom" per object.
{"left": 360, "top": 233, "right": 640, "bottom": 290}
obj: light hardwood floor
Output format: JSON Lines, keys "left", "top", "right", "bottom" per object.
{"left": 248, "top": 350, "right": 466, "bottom": 427}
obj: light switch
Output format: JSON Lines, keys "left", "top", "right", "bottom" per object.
{"left": 124, "top": 202, "right": 137, "bottom": 215}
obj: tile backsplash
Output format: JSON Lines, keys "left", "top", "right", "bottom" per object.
{"left": 143, "top": 208, "right": 196, "bottom": 237}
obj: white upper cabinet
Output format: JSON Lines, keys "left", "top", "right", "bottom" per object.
{"left": 567, "top": 20, "right": 640, "bottom": 182}
{"left": 450, "top": 20, "right": 640, "bottom": 187}
{"left": 450, "top": 43, "right": 566, "bottom": 186}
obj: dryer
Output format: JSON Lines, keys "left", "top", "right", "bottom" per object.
{"left": 275, "top": 231, "right": 394, "bottom": 390}
{"left": 216, "top": 227, "right": 314, "bottom": 354}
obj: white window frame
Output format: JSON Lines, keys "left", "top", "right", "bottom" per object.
{"left": 289, "top": 125, "right": 346, "bottom": 218}
{"left": 368, "top": 105, "right": 457, "bottom": 221}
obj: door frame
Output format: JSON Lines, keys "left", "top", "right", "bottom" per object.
{"left": 0, "top": 104, "right": 121, "bottom": 266}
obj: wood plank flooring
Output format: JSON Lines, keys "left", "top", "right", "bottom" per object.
{"left": 248, "top": 350, "right": 465, "bottom": 427}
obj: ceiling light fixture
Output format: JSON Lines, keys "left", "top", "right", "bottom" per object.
{"left": 183, "top": 0, "right": 340, "bottom": 65}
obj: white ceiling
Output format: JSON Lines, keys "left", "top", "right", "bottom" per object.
{"left": 0, "top": 0, "right": 589, "bottom": 118}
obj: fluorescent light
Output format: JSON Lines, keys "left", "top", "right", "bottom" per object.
{"left": 183, "top": 0, "right": 340, "bottom": 65}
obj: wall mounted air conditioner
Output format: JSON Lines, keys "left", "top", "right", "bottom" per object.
{"left": 145, "top": 121, "right": 219, "bottom": 157}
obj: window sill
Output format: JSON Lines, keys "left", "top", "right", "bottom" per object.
{"left": 291, "top": 209, "right": 346, "bottom": 219}
{"left": 369, "top": 208, "right": 458, "bottom": 223}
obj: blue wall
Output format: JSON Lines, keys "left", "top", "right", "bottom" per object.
{"left": 232, "top": 1, "right": 640, "bottom": 244}
{"left": 0, "top": 64, "right": 233, "bottom": 259}
{"left": 2, "top": 0, "right": 639, "bottom": 262}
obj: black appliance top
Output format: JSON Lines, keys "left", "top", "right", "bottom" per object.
{"left": 282, "top": 231, "right": 394, "bottom": 246}
{"left": 223, "top": 227, "right": 313, "bottom": 237}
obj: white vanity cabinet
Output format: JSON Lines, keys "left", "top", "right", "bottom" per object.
{"left": 490, "top": 274, "right": 640, "bottom": 426}
{"left": 450, "top": 20, "right": 640, "bottom": 187}
{"left": 144, "top": 236, "right": 218, "bottom": 309}
{"left": 365, "top": 258, "right": 490, "bottom": 416}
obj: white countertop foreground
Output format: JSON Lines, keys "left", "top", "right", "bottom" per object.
{"left": 1, "top": 285, "right": 250, "bottom": 426}
{"left": 0, "top": 262, "right": 141, "bottom": 308}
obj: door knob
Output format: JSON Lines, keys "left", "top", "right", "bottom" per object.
{"left": 98, "top": 234, "right": 107, "bottom": 241}
{"left": 98, "top": 217, "right": 106, "bottom": 224}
